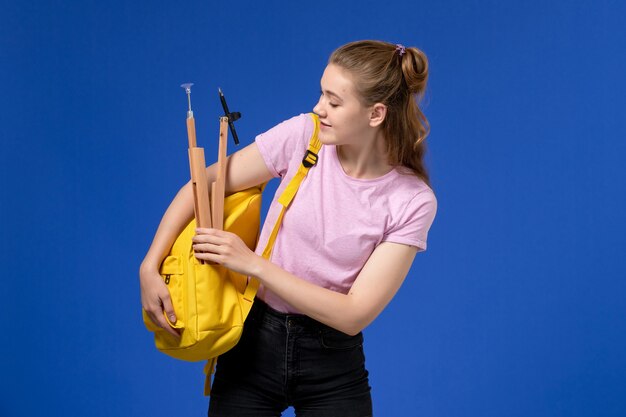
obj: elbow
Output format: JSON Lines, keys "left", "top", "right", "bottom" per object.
{"left": 342, "top": 327, "right": 363, "bottom": 337}
{"left": 335, "top": 316, "right": 369, "bottom": 337}
{"left": 331, "top": 298, "right": 376, "bottom": 336}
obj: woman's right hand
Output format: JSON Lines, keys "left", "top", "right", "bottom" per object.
{"left": 140, "top": 263, "right": 181, "bottom": 338}
{"left": 138, "top": 142, "right": 272, "bottom": 340}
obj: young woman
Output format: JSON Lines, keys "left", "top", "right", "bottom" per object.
{"left": 140, "top": 40, "right": 437, "bottom": 416}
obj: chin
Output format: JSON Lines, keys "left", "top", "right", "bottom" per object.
{"left": 317, "top": 131, "right": 339, "bottom": 145}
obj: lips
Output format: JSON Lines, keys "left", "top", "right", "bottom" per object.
{"left": 320, "top": 121, "right": 331, "bottom": 128}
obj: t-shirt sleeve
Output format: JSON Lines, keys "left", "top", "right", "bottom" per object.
{"left": 254, "top": 113, "right": 312, "bottom": 179}
{"left": 382, "top": 190, "right": 437, "bottom": 251}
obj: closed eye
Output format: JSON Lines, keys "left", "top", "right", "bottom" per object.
{"left": 320, "top": 90, "right": 339, "bottom": 107}
{"left": 320, "top": 90, "right": 339, "bottom": 108}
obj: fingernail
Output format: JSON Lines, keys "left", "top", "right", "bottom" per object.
{"left": 170, "top": 315, "right": 176, "bottom": 322}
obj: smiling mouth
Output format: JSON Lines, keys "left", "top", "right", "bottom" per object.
{"left": 320, "top": 121, "right": 331, "bottom": 127}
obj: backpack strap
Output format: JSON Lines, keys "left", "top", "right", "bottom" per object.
{"left": 204, "top": 113, "right": 321, "bottom": 396}
{"left": 242, "top": 112, "right": 321, "bottom": 302}
{"left": 264, "top": 113, "right": 321, "bottom": 256}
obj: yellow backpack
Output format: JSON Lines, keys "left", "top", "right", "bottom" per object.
{"left": 143, "top": 113, "right": 321, "bottom": 395}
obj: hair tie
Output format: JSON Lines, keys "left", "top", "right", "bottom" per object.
{"left": 395, "top": 44, "right": 406, "bottom": 57}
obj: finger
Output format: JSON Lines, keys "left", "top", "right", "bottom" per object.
{"left": 146, "top": 305, "right": 178, "bottom": 337}
{"left": 192, "top": 232, "right": 226, "bottom": 245}
{"left": 195, "top": 228, "right": 232, "bottom": 239}
{"left": 193, "top": 242, "right": 222, "bottom": 253}
{"left": 195, "top": 227, "right": 219, "bottom": 235}
{"left": 149, "top": 295, "right": 181, "bottom": 338}
{"left": 163, "top": 319, "right": 181, "bottom": 338}
{"left": 159, "top": 292, "right": 176, "bottom": 327}
{"left": 194, "top": 251, "right": 221, "bottom": 263}
{"left": 160, "top": 292, "right": 178, "bottom": 326}
{"left": 156, "top": 311, "right": 180, "bottom": 338}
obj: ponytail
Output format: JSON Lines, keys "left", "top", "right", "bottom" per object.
{"left": 329, "top": 40, "right": 432, "bottom": 187}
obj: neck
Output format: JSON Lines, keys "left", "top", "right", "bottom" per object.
{"left": 336, "top": 132, "right": 393, "bottom": 179}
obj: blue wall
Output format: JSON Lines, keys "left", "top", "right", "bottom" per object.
{"left": 1, "top": 1, "right": 625, "bottom": 416}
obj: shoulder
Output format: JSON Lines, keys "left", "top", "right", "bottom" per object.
{"left": 381, "top": 173, "right": 437, "bottom": 250}
{"left": 254, "top": 113, "right": 316, "bottom": 178}
{"left": 390, "top": 171, "right": 437, "bottom": 212}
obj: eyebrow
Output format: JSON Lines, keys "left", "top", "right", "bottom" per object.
{"left": 321, "top": 88, "right": 344, "bottom": 102}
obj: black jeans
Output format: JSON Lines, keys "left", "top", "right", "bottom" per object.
{"left": 208, "top": 300, "right": 373, "bottom": 417}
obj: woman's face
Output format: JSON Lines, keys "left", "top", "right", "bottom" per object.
{"left": 313, "top": 64, "right": 373, "bottom": 146}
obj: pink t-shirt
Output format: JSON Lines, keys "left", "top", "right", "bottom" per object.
{"left": 254, "top": 113, "right": 437, "bottom": 313}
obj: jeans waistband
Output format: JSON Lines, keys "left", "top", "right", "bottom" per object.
{"left": 250, "top": 299, "right": 335, "bottom": 333}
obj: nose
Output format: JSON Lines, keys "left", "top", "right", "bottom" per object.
{"left": 313, "top": 95, "right": 326, "bottom": 118}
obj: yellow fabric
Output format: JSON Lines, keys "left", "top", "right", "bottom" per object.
{"left": 143, "top": 113, "right": 322, "bottom": 396}
{"left": 142, "top": 185, "right": 265, "bottom": 362}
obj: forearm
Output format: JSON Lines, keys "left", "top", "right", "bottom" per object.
{"left": 194, "top": 212, "right": 415, "bottom": 335}
{"left": 252, "top": 257, "right": 365, "bottom": 335}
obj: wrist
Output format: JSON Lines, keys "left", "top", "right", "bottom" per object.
{"left": 250, "top": 255, "right": 270, "bottom": 280}
{"left": 140, "top": 257, "right": 160, "bottom": 275}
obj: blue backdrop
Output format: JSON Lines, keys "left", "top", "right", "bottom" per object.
{"left": 1, "top": 1, "right": 625, "bottom": 416}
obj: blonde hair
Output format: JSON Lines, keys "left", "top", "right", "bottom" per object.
{"left": 329, "top": 40, "right": 431, "bottom": 187}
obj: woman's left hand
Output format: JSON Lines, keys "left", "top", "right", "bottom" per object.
{"left": 192, "top": 228, "right": 262, "bottom": 276}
